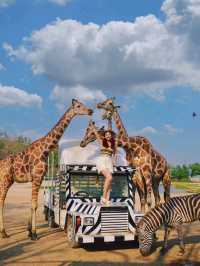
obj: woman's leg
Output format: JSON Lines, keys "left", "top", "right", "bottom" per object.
{"left": 101, "top": 169, "right": 113, "bottom": 201}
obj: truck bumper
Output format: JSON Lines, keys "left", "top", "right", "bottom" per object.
{"left": 76, "top": 233, "right": 137, "bottom": 244}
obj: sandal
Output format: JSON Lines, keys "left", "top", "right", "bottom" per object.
{"left": 100, "top": 197, "right": 110, "bottom": 205}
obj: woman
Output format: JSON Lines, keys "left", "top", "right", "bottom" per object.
{"left": 92, "top": 123, "right": 118, "bottom": 204}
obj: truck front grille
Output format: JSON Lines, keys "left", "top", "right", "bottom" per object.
{"left": 101, "top": 209, "right": 129, "bottom": 234}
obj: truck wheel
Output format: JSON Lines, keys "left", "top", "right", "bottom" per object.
{"left": 44, "top": 206, "right": 48, "bottom": 221}
{"left": 66, "top": 216, "right": 79, "bottom": 248}
{"left": 48, "top": 210, "right": 56, "bottom": 228}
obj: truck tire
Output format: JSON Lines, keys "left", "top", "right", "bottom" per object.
{"left": 48, "top": 210, "right": 56, "bottom": 228}
{"left": 66, "top": 216, "right": 79, "bottom": 248}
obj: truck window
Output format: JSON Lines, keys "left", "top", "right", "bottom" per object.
{"left": 70, "top": 174, "right": 129, "bottom": 198}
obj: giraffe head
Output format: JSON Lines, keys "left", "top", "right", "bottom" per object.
{"left": 97, "top": 97, "right": 120, "bottom": 120}
{"left": 80, "top": 120, "right": 105, "bottom": 147}
{"left": 96, "top": 97, "right": 115, "bottom": 110}
{"left": 71, "top": 99, "right": 93, "bottom": 116}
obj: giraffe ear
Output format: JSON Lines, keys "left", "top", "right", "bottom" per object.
{"left": 89, "top": 119, "right": 94, "bottom": 126}
{"left": 72, "top": 98, "right": 77, "bottom": 105}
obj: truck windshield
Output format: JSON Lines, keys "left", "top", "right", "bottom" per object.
{"left": 70, "top": 174, "right": 129, "bottom": 198}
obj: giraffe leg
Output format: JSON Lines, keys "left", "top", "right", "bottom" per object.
{"left": 137, "top": 187, "right": 146, "bottom": 213}
{"left": 0, "top": 175, "right": 13, "bottom": 238}
{"left": 27, "top": 208, "right": 32, "bottom": 238}
{"left": 142, "top": 168, "right": 152, "bottom": 211}
{"left": 29, "top": 180, "right": 41, "bottom": 240}
{"left": 132, "top": 170, "right": 146, "bottom": 212}
{"left": 163, "top": 169, "right": 171, "bottom": 203}
{"left": 152, "top": 176, "right": 161, "bottom": 206}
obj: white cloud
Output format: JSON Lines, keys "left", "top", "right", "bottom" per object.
{"left": 132, "top": 126, "right": 158, "bottom": 136}
{"left": 0, "top": 0, "right": 14, "bottom": 8}
{"left": 51, "top": 84, "right": 106, "bottom": 110}
{"left": 48, "top": 0, "right": 71, "bottom": 6}
{"left": 0, "top": 84, "right": 42, "bottom": 107}
{"left": 164, "top": 124, "right": 183, "bottom": 135}
{"left": 4, "top": 1, "right": 200, "bottom": 100}
{"left": 162, "top": 0, "right": 200, "bottom": 69}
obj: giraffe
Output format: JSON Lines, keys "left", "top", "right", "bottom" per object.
{"left": 125, "top": 140, "right": 171, "bottom": 205}
{"left": 96, "top": 98, "right": 171, "bottom": 211}
{"left": 0, "top": 99, "right": 93, "bottom": 240}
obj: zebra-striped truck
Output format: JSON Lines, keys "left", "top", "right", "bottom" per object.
{"left": 43, "top": 164, "right": 144, "bottom": 248}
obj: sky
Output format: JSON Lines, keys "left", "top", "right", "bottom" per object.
{"left": 0, "top": 0, "right": 200, "bottom": 165}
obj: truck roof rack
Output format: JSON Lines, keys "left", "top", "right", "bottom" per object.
{"left": 60, "top": 164, "right": 135, "bottom": 175}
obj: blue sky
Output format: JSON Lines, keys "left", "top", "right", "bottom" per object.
{"left": 0, "top": 0, "right": 200, "bottom": 165}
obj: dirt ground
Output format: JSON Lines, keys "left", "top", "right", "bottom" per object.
{"left": 0, "top": 183, "right": 200, "bottom": 266}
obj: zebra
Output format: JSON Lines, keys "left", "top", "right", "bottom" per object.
{"left": 137, "top": 193, "right": 200, "bottom": 256}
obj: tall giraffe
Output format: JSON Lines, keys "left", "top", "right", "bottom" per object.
{"left": 96, "top": 99, "right": 153, "bottom": 211}
{"left": 0, "top": 99, "right": 93, "bottom": 240}
{"left": 97, "top": 98, "right": 171, "bottom": 211}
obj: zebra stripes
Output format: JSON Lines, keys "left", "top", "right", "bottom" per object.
{"left": 60, "top": 164, "right": 134, "bottom": 174}
{"left": 44, "top": 164, "right": 142, "bottom": 244}
{"left": 59, "top": 166, "right": 137, "bottom": 236}
{"left": 137, "top": 193, "right": 200, "bottom": 256}
{"left": 66, "top": 198, "right": 136, "bottom": 235}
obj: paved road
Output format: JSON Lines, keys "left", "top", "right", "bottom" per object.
{"left": 0, "top": 183, "right": 200, "bottom": 266}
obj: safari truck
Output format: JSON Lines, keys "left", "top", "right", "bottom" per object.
{"left": 43, "top": 163, "right": 144, "bottom": 247}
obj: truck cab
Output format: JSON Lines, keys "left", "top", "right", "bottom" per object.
{"left": 43, "top": 164, "right": 143, "bottom": 247}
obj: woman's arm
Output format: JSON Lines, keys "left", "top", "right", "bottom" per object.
{"left": 90, "top": 121, "right": 103, "bottom": 145}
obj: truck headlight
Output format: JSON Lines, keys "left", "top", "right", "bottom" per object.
{"left": 135, "top": 216, "right": 143, "bottom": 224}
{"left": 83, "top": 217, "right": 94, "bottom": 226}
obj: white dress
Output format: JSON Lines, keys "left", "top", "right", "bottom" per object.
{"left": 96, "top": 153, "right": 114, "bottom": 173}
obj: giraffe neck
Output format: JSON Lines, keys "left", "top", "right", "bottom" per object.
{"left": 113, "top": 110, "right": 129, "bottom": 140}
{"left": 107, "top": 119, "right": 112, "bottom": 131}
{"left": 43, "top": 106, "right": 75, "bottom": 150}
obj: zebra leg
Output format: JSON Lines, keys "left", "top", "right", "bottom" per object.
{"left": 175, "top": 223, "right": 185, "bottom": 255}
{"left": 160, "top": 225, "right": 171, "bottom": 253}
{"left": 163, "top": 168, "right": 171, "bottom": 202}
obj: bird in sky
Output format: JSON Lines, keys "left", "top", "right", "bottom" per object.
{"left": 192, "top": 112, "right": 197, "bottom": 118}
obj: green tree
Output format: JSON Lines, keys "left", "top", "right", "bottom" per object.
{"left": 190, "top": 163, "right": 200, "bottom": 176}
